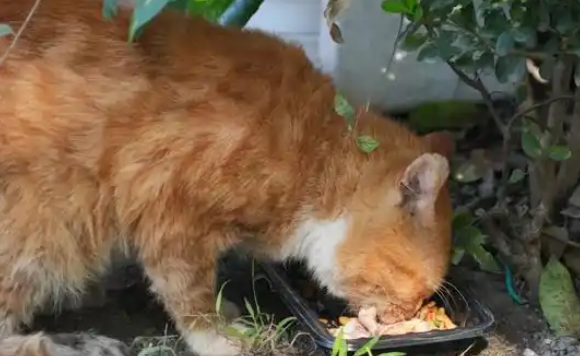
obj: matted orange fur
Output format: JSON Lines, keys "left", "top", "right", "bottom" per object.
{"left": 0, "top": 0, "right": 454, "bottom": 354}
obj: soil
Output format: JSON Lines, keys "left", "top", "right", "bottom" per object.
{"left": 23, "top": 251, "right": 580, "bottom": 356}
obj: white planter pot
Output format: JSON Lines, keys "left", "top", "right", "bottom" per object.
{"left": 248, "top": 0, "right": 517, "bottom": 112}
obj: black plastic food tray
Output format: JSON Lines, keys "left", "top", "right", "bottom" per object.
{"left": 260, "top": 261, "right": 495, "bottom": 352}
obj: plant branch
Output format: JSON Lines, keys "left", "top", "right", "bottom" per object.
{"left": 483, "top": 210, "right": 543, "bottom": 302}
{"left": 555, "top": 88, "right": 580, "bottom": 202}
{"left": 530, "top": 56, "right": 574, "bottom": 220}
{"left": 0, "top": 0, "right": 42, "bottom": 68}
{"left": 543, "top": 227, "right": 580, "bottom": 249}
{"left": 496, "top": 93, "right": 574, "bottom": 202}
{"left": 506, "top": 95, "right": 576, "bottom": 131}
{"left": 479, "top": 212, "right": 542, "bottom": 298}
{"left": 444, "top": 22, "right": 555, "bottom": 61}
{"left": 445, "top": 61, "right": 506, "bottom": 133}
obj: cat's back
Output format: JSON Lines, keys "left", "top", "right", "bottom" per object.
{"left": 0, "top": 0, "right": 322, "bottom": 162}
{"left": 0, "top": 0, "right": 312, "bottom": 105}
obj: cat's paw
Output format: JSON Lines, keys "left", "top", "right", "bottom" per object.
{"left": 185, "top": 322, "right": 248, "bottom": 356}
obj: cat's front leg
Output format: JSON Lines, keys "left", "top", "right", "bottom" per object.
{"left": 138, "top": 236, "right": 246, "bottom": 356}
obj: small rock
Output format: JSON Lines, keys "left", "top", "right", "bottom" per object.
{"left": 524, "top": 348, "right": 538, "bottom": 356}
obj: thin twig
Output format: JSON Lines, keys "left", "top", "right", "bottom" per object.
{"left": 0, "top": 0, "right": 42, "bottom": 68}
{"left": 458, "top": 341, "right": 477, "bottom": 356}
{"left": 383, "top": 14, "right": 404, "bottom": 77}
{"left": 446, "top": 61, "right": 506, "bottom": 133}
{"left": 543, "top": 228, "right": 580, "bottom": 249}
{"left": 497, "top": 94, "right": 576, "bottom": 202}
{"left": 528, "top": 57, "right": 574, "bottom": 228}
{"left": 555, "top": 88, "right": 580, "bottom": 201}
{"left": 506, "top": 95, "right": 575, "bottom": 131}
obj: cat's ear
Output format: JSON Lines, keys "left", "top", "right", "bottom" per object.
{"left": 422, "top": 131, "right": 455, "bottom": 160}
{"left": 399, "top": 153, "right": 450, "bottom": 211}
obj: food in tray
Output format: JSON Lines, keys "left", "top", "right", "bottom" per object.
{"left": 324, "top": 302, "right": 457, "bottom": 339}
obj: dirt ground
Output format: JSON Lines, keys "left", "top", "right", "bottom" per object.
{"left": 23, "top": 250, "right": 580, "bottom": 356}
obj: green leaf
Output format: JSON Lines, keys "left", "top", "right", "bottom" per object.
{"left": 539, "top": 257, "right": 580, "bottom": 337}
{"left": 480, "top": 8, "right": 510, "bottom": 38}
{"left": 353, "top": 336, "right": 379, "bottom": 356}
{"left": 218, "top": 0, "right": 264, "bottom": 27}
{"left": 334, "top": 92, "right": 356, "bottom": 129}
{"left": 537, "top": 3, "right": 550, "bottom": 31}
{"left": 411, "top": 4, "right": 423, "bottom": 21}
{"left": 495, "top": 32, "right": 515, "bottom": 56}
{"left": 455, "top": 225, "right": 485, "bottom": 248}
{"left": 521, "top": 128, "right": 543, "bottom": 159}
{"left": 399, "top": 32, "right": 428, "bottom": 52}
{"left": 453, "top": 220, "right": 499, "bottom": 272}
{"left": 508, "top": 168, "right": 526, "bottom": 184}
{"left": 512, "top": 27, "right": 537, "bottom": 49}
{"left": 331, "top": 327, "right": 348, "bottom": 356}
{"left": 129, "top": 0, "right": 170, "bottom": 42}
{"left": 167, "top": 0, "right": 187, "bottom": 12}
{"left": 417, "top": 42, "right": 440, "bottom": 62}
{"left": 509, "top": 5, "right": 525, "bottom": 24}
{"left": 357, "top": 136, "right": 380, "bottom": 153}
{"left": 102, "top": 0, "right": 119, "bottom": 20}
{"left": 453, "top": 33, "right": 476, "bottom": 53}
{"left": 408, "top": 100, "right": 481, "bottom": 133}
{"left": 554, "top": 7, "right": 574, "bottom": 35}
{"left": 244, "top": 298, "right": 255, "bottom": 318}
{"left": 451, "top": 53, "right": 479, "bottom": 73}
{"left": 180, "top": 0, "right": 232, "bottom": 22}
{"left": 381, "top": 0, "right": 408, "bottom": 13}
{"left": 451, "top": 247, "right": 465, "bottom": 265}
{"left": 402, "top": 0, "right": 416, "bottom": 10}
{"left": 548, "top": 145, "right": 572, "bottom": 161}
{"left": 215, "top": 280, "right": 229, "bottom": 315}
{"left": 468, "top": 51, "right": 495, "bottom": 72}
{"left": 452, "top": 210, "right": 475, "bottom": 230}
{"left": 468, "top": 243, "right": 501, "bottom": 273}
{"left": 450, "top": 2, "right": 477, "bottom": 32}
{"left": 427, "top": 0, "right": 454, "bottom": 10}
{"left": 274, "top": 316, "right": 296, "bottom": 343}
{"left": 225, "top": 325, "right": 249, "bottom": 339}
{"left": 494, "top": 56, "right": 526, "bottom": 83}
{"left": 434, "top": 31, "right": 461, "bottom": 60}
{"left": 376, "top": 352, "right": 406, "bottom": 356}
{"left": 0, "top": 24, "right": 13, "bottom": 38}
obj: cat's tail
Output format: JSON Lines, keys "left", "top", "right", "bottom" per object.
{"left": 0, "top": 332, "right": 134, "bottom": 356}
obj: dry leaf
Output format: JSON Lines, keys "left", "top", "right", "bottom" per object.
{"left": 324, "top": 0, "right": 350, "bottom": 44}
{"left": 329, "top": 22, "right": 344, "bottom": 43}
{"left": 324, "top": 0, "right": 351, "bottom": 23}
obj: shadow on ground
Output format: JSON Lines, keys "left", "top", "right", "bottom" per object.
{"left": 25, "top": 251, "right": 558, "bottom": 356}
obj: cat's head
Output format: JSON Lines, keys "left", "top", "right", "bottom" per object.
{"left": 332, "top": 131, "right": 454, "bottom": 324}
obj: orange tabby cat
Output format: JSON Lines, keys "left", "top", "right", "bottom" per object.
{"left": 0, "top": 0, "right": 453, "bottom": 354}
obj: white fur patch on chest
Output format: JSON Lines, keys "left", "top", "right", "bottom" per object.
{"left": 279, "top": 214, "right": 350, "bottom": 298}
